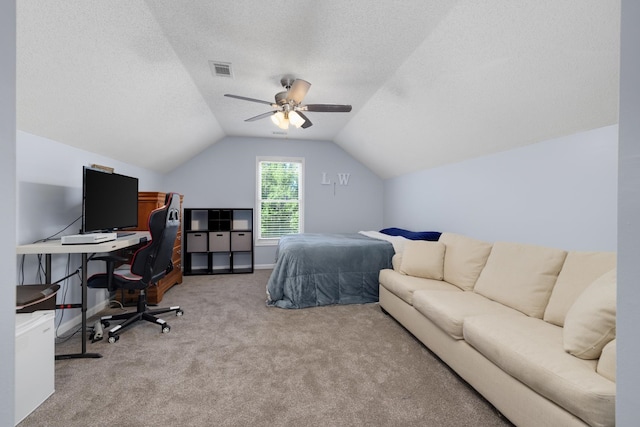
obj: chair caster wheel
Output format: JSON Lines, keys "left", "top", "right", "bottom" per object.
{"left": 102, "top": 321, "right": 110, "bottom": 328}
{"left": 176, "top": 309, "right": 184, "bottom": 317}
{"left": 108, "top": 335, "right": 119, "bottom": 344}
{"left": 162, "top": 325, "right": 171, "bottom": 334}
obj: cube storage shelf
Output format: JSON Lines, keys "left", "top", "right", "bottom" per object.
{"left": 183, "top": 208, "right": 254, "bottom": 275}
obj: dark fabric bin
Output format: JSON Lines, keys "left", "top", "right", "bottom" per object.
{"left": 16, "top": 284, "right": 60, "bottom": 313}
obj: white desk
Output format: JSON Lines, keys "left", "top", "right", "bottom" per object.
{"left": 16, "top": 232, "right": 151, "bottom": 359}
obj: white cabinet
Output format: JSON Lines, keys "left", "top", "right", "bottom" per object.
{"left": 15, "top": 310, "right": 55, "bottom": 425}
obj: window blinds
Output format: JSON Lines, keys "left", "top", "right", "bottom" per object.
{"left": 259, "top": 161, "right": 301, "bottom": 238}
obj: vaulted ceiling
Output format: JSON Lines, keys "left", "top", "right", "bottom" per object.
{"left": 17, "top": 1, "right": 620, "bottom": 179}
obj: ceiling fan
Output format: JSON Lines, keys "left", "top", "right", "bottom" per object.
{"left": 224, "top": 76, "right": 352, "bottom": 130}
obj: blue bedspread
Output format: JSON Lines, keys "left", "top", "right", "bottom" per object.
{"left": 266, "top": 233, "right": 395, "bottom": 309}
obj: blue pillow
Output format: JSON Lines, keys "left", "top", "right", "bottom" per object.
{"left": 379, "top": 227, "right": 441, "bottom": 241}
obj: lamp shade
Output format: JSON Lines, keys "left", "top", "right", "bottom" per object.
{"left": 288, "top": 111, "right": 305, "bottom": 128}
{"left": 270, "top": 111, "right": 288, "bottom": 129}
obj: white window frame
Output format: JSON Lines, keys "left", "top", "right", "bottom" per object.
{"left": 255, "top": 156, "right": 305, "bottom": 246}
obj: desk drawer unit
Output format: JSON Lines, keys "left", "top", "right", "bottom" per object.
{"left": 231, "top": 231, "right": 252, "bottom": 252}
{"left": 209, "top": 231, "right": 230, "bottom": 252}
{"left": 186, "top": 232, "right": 207, "bottom": 253}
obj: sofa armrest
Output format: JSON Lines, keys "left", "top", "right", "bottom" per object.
{"left": 392, "top": 253, "right": 403, "bottom": 272}
{"left": 597, "top": 339, "right": 616, "bottom": 382}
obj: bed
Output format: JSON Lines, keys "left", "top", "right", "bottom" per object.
{"left": 266, "top": 231, "right": 421, "bottom": 309}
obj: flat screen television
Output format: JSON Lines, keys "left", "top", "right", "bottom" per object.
{"left": 82, "top": 167, "right": 139, "bottom": 234}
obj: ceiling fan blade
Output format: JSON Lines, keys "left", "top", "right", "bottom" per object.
{"left": 296, "top": 111, "right": 313, "bottom": 129}
{"left": 225, "top": 94, "right": 275, "bottom": 106}
{"left": 245, "top": 111, "right": 277, "bottom": 122}
{"left": 286, "top": 79, "right": 311, "bottom": 104}
{"left": 302, "top": 104, "right": 352, "bottom": 113}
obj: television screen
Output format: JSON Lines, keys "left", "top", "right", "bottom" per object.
{"left": 82, "top": 167, "right": 139, "bottom": 233}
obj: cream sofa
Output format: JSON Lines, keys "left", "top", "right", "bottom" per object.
{"left": 379, "top": 232, "right": 616, "bottom": 427}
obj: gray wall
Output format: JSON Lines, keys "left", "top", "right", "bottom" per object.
{"left": 16, "top": 131, "right": 164, "bottom": 334}
{"left": 1, "top": 0, "right": 16, "bottom": 422}
{"left": 8, "top": 3, "right": 640, "bottom": 422}
{"left": 164, "top": 136, "right": 385, "bottom": 266}
{"left": 14, "top": 133, "right": 384, "bottom": 331}
{"left": 617, "top": 1, "right": 640, "bottom": 424}
{"left": 384, "top": 125, "right": 618, "bottom": 251}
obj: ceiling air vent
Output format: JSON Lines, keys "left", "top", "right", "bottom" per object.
{"left": 209, "top": 61, "right": 233, "bottom": 78}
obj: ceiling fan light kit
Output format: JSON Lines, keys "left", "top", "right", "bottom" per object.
{"left": 225, "top": 76, "right": 352, "bottom": 130}
{"left": 270, "top": 111, "right": 305, "bottom": 130}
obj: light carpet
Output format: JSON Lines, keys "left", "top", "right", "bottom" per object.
{"left": 19, "top": 270, "right": 513, "bottom": 427}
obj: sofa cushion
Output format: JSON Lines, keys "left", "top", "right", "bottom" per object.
{"left": 563, "top": 269, "right": 616, "bottom": 360}
{"left": 544, "top": 251, "right": 616, "bottom": 327}
{"left": 399, "top": 240, "right": 446, "bottom": 280}
{"left": 473, "top": 242, "right": 567, "bottom": 318}
{"left": 439, "top": 232, "right": 493, "bottom": 291}
{"left": 464, "top": 315, "right": 615, "bottom": 427}
{"left": 378, "top": 269, "right": 460, "bottom": 305}
{"left": 412, "top": 290, "right": 523, "bottom": 339}
{"left": 597, "top": 339, "right": 616, "bottom": 382}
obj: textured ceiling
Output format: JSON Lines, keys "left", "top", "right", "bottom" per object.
{"left": 17, "top": 1, "right": 620, "bottom": 179}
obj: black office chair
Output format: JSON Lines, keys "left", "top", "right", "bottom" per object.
{"left": 88, "top": 192, "right": 183, "bottom": 343}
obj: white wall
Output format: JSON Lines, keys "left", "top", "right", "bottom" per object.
{"left": 1, "top": 0, "right": 16, "bottom": 422}
{"left": 16, "top": 131, "right": 164, "bottom": 333}
{"left": 617, "top": 1, "right": 640, "bottom": 424}
{"left": 384, "top": 125, "right": 618, "bottom": 251}
{"left": 164, "top": 136, "right": 385, "bottom": 266}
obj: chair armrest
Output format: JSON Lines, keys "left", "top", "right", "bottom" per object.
{"left": 91, "top": 255, "right": 129, "bottom": 264}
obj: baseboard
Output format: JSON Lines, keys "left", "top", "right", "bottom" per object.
{"left": 55, "top": 296, "right": 110, "bottom": 337}
{"left": 254, "top": 263, "right": 275, "bottom": 270}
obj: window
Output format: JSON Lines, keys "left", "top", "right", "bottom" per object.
{"left": 256, "top": 157, "right": 304, "bottom": 245}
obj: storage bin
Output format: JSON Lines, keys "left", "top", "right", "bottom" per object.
{"left": 186, "top": 232, "right": 207, "bottom": 252}
{"left": 16, "top": 284, "right": 59, "bottom": 313}
{"left": 209, "top": 231, "right": 230, "bottom": 252}
{"left": 231, "top": 231, "right": 252, "bottom": 252}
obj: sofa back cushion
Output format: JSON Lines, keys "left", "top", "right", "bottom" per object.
{"left": 544, "top": 251, "right": 616, "bottom": 327}
{"left": 399, "top": 240, "right": 446, "bottom": 280}
{"left": 563, "top": 269, "right": 616, "bottom": 360}
{"left": 439, "top": 232, "right": 493, "bottom": 291}
{"left": 473, "top": 242, "right": 567, "bottom": 318}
